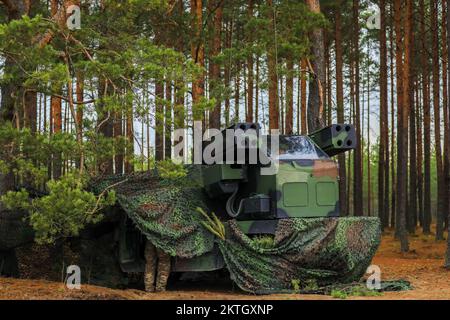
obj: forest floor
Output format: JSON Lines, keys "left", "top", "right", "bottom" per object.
{"left": 0, "top": 228, "right": 449, "bottom": 300}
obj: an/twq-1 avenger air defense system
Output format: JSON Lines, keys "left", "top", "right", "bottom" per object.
{"left": 169, "top": 123, "right": 359, "bottom": 272}
{"left": 110, "top": 123, "right": 379, "bottom": 293}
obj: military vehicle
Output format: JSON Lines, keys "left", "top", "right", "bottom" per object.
{"left": 116, "top": 123, "right": 365, "bottom": 278}
{"left": 201, "top": 123, "right": 356, "bottom": 231}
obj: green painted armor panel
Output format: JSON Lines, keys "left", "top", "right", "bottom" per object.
{"left": 283, "top": 182, "right": 308, "bottom": 207}
{"left": 202, "top": 164, "right": 243, "bottom": 186}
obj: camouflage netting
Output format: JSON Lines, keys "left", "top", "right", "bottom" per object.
{"left": 93, "top": 169, "right": 382, "bottom": 294}
{"left": 92, "top": 169, "right": 215, "bottom": 259}
{"left": 219, "top": 218, "right": 381, "bottom": 294}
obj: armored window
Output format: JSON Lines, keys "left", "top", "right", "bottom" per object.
{"left": 277, "top": 136, "right": 329, "bottom": 161}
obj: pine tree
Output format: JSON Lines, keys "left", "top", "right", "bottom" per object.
{"left": 379, "top": 0, "right": 389, "bottom": 229}
{"left": 208, "top": 0, "right": 223, "bottom": 129}
{"left": 335, "top": 2, "right": 347, "bottom": 216}
{"left": 352, "top": 0, "right": 363, "bottom": 217}
{"left": 420, "top": 0, "right": 432, "bottom": 234}
{"left": 305, "top": 0, "right": 325, "bottom": 132}
{"left": 395, "top": 0, "right": 410, "bottom": 252}
{"left": 267, "top": 0, "right": 279, "bottom": 130}
{"left": 431, "top": 0, "right": 445, "bottom": 241}
{"left": 446, "top": 0, "right": 450, "bottom": 268}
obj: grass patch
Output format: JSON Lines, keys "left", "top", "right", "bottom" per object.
{"left": 331, "top": 290, "right": 348, "bottom": 299}
{"left": 252, "top": 235, "right": 275, "bottom": 249}
{"left": 291, "top": 279, "right": 319, "bottom": 293}
{"left": 330, "top": 285, "right": 383, "bottom": 299}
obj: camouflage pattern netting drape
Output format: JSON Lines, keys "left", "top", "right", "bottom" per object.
{"left": 219, "top": 218, "right": 381, "bottom": 294}
{"left": 93, "top": 170, "right": 382, "bottom": 294}
{"left": 92, "top": 170, "right": 215, "bottom": 259}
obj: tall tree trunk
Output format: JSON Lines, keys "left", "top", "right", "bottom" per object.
{"left": 97, "top": 80, "right": 114, "bottom": 175}
{"left": 191, "top": 0, "right": 205, "bottom": 126}
{"left": 409, "top": 77, "right": 417, "bottom": 234}
{"left": 224, "top": 20, "right": 232, "bottom": 127}
{"left": 114, "top": 110, "right": 124, "bottom": 174}
{"left": 113, "top": 88, "right": 123, "bottom": 173}
{"left": 125, "top": 97, "right": 134, "bottom": 174}
{"left": 174, "top": 0, "right": 185, "bottom": 134}
{"left": 417, "top": 82, "right": 424, "bottom": 226}
{"left": 50, "top": 0, "right": 62, "bottom": 178}
{"left": 267, "top": 0, "right": 279, "bottom": 130}
{"left": 326, "top": 41, "right": 332, "bottom": 125}
{"left": 51, "top": 94, "right": 62, "bottom": 178}
{"left": 445, "top": 0, "right": 450, "bottom": 268}
{"left": 407, "top": 3, "right": 416, "bottom": 233}
{"left": 24, "top": 91, "right": 37, "bottom": 133}
{"left": 349, "top": 60, "right": 356, "bottom": 215}
{"left": 323, "top": 34, "right": 330, "bottom": 125}
{"left": 174, "top": 2, "right": 186, "bottom": 160}
{"left": 419, "top": 0, "right": 431, "bottom": 234}
{"left": 390, "top": 4, "right": 396, "bottom": 229}
{"left": 379, "top": 0, "right": 389, "bottom": 229}
{"left": 431, "top": 0, "right": 445, "bottom": 240}
{"left": 352, "top": 0, "right": 363, "bottom": 216}
{"left": 395, "top": 0, "right": 410, "bottom": 252}
{"left": 155, "top": 81, "right": 164, "bottom": 161}
{"left": 285, "top": 58, "right": 294, "bottom": 134}
{"left": 394, "top": 0, "right": 403, "bottom": 235}
{"left": 234, "top": 63, "right": 241, "bottom": 123}
{"left": 0, "top": 56, "right": 16, "bottom": 125}
{"left": 246, "top": 0, "right": 254, "bottom": 123}
{"left": 174, "top": 80, "right": 185, "bottom": 159}
{"left": 208, "top": 0, "right": 223, "bottom": 129}
{"left": 75, "top": 74, "right": 83, "bottom": 142}
{"left": 38, "top": 93, "right": 42, "bottom": 132}
{"left": 74, "top": 73, "right": 84, "bottom": 170}
{"left": 305, "top": 0, "right": 325, "bottom": 132}
{"left": 301, "top": 59, "right": 307, "bottom": 135}
{"left": 335, "top": 3, "right": 347, "bottom": 216}
{"left": 165, "top": 81, "right": 172, "bottom": 159}
{"left": 442, "top": 0, "right": 450, "bottom": 232}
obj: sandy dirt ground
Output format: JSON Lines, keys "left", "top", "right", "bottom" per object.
{"left": 0, "top": 229, "right": 449, "bottom": 300}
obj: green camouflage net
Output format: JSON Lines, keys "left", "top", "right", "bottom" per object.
{"left": 92, "top": 170, "right": 215, "bottom": 259}
{"left": 218, "top": 218, "right": 381, "bottom": 294}
{"left": 93, "top": 170, "right": 382, "bottom": 294}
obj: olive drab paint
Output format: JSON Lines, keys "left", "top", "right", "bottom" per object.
{"left": 201, "top": 123, "right": 357, "bottom": 222}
